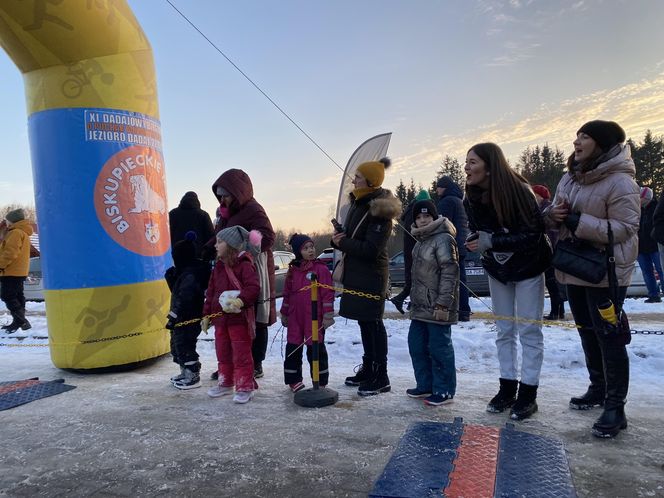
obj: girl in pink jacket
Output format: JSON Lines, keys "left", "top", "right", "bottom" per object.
{"left": 280, "top": 234, "right": 335, "bottom": 392}
{"left": 205, "top": 226, "right": 261, "bottom": 404}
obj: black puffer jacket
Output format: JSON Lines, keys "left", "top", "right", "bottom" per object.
{"left": 164, "top": 259, "right": 211, "bottom": 325}
{"left": 436, "top": 178, "right": 469, "bottom": 256}
{"left": 639, "top": 199, "right": 658, "bottom": 253}
{"left": 464, "top": 187, "right": 549, "bottom": 284}
{"left": 168, "top": 192, "right": 215, "bottom": 256}
{"left": 653, "top": 191, "right": 664, "bottom": 245}
{"left": 333, "top": 188, "right": 402, "bottom": 321}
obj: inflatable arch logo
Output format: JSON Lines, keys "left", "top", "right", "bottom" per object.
{"left": 95, "top": 143, "right": 169, "bottom": 257}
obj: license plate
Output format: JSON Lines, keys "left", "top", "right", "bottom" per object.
{"left": 466, "top": 268, "right": 484, "bottom": 276}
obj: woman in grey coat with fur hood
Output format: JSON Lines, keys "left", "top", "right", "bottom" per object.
{"left": 407, "top": 199, "right": 459, "bottom": 407}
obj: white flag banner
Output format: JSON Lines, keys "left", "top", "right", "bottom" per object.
{"left": 335, "top": 132, "right": 392, "bottom": 225}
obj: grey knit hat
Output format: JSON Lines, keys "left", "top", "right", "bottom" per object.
{"left": 5, "top": 209, "right": 25, "bottom": 223}
{"left": 217, "top": 225, "right": 249, "bottom": 251}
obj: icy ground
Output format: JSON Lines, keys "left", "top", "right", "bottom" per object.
{"left": 0, "top": 296, "right": 663, "bottom": 497}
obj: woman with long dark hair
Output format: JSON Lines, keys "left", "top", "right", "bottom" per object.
{"left": 546, "top": 121, "right": 639, "bottom": 438}
{"left": 464, "top": 143, "right": 551, "bottom": 421}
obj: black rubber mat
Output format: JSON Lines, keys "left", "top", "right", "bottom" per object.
{"left": 0, "top": 378, "right": 76, "bottom": 411}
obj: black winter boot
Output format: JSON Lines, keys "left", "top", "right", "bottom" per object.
{"left": 569, "top": 388, "right": 605, "bottom": 410}
{"left": 357, "top": 362, "right": 391, "bottom": 396}
{"left": 173, "top": 361, "right": 201, "bottom": 390}
{"left": 572, "top": 328, "right": 606, "bottom": 409}
{"left": 486, "top": 378, "right": 518, "bottom": 413}
{"left": 510, "top": 382, "right": 538, "bottom": 420}
{"left": 345, "top": 355, "right": 372, "bottom": 386}
{"left": 591, "top": 331, "right": 629, "bottom": 438}
{"left": 592, "top": 404, "right": 627, "bottom": 438}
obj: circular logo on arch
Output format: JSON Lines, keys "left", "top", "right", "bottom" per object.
{"left": 94, "top": 145, "right": 169, "bottom": 256}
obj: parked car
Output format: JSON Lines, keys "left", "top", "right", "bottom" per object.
{"left": 317, "top": 248, "right": 335, "bottom": 271}
{"left": 273, "top": 250, "right": 295, "bottom": 298}
{"left": 388, "top": 250, "right": 491, "bottom": 296}
{"left": 388, "top": 252, "right": 406, "bottom": 287}
{"left": 24, "top": 256, "right": 44, "bottom": 301}
{"left": 463, "top": 251, "right": 490, "bottom": 297}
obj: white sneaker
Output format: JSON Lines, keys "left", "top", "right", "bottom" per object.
{"left": 207, "top": 385, "right": 233, "bottom": 398}
{"left": 233, "top": 391, "right": 254, "bottom": 404}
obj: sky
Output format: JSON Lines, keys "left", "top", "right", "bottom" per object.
{"left": 2, "top": 0, "right": 664, "bottom": 232}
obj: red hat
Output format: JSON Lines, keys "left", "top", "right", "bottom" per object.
{"left": 532, "top": 185, "right": 550, "bottom": 200}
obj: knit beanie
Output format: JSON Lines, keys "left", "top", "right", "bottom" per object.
{"left": 640, "top": 186, "right": 653, "bottom": 204}
{"left": 5, "top": 209, "right": 25, "bottom": 223}
{"left": 172, "top": 231, "right": 197, "bottom": 268}
{"left": 217, "top": 225, "right": 249, "bottom": 251}
{"left": 532, "top": 184, "right": 551, "bottom": 200}
{"left": 289, "top": 233, "right": 313, "bottom": 260}
{"left": 356, "top": 157, "right": 391, "bottom": 187}
{"left": 412, "top": 199, "right": 438, "bottom": 219}
{"left": 414, "top": 189, "right": 431, "bottom": 201}
{"left": 436, "top": 176, "right": 456, "bottom": 189}
{"left": 577, "top": 120, "right": 626, "bottom": 152}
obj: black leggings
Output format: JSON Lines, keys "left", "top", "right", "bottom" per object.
{"left": 252, "top": 322, "right": 268, "bottom": 366}
{"left": 566, "top": 284, "right": 629, "bottom": 407}
{"left": 358, "top": 320, "right": 388, "bottom": 364}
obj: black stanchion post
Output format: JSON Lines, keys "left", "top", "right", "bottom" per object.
{"left": 294, "top": 273, "right": 338, "bottom": 408}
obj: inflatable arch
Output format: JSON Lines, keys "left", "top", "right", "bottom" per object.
{"left": 0, "top": 2, "right": 171, "bottom": 368}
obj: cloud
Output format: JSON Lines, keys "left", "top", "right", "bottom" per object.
{"left": 386, "top": 71, "right": 664, "bottom": 189}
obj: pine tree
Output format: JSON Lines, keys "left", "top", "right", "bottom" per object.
{"left": 517, "top": 144, "right": 566, "bottom": 193}
{"left": 632, "top": 130, "right": 664, "bottom": 194}
{"left": 406, "top": 179, "right": 417, "bottom": 204}
{"left": 395, "top": 179, "right": 408, "bottom": 208}
{"left": 435, "top": 155, "right": 465, "bottom": 187}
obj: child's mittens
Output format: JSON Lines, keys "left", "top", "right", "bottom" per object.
{"left": 322, "top": 312, "right": 335, "bottom": 329}
{"left": 433, "top": 306, "right": 450, "bottom": 322}
{"left": 165, "top": 311, "right": 177, "bottom": 330}
{"left": 228, "top": 298, "right": 244, "bottom": 313}
{"left": 219, "top": 290, "right": 242, "bottom": 313}
{"left": 201, "top": 317, "right": 210, "bottom": 332}
{"left": 281, "top": 314, "right": 288, "bottom": 327}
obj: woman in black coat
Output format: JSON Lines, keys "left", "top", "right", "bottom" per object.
{"left": 332, "top": 158, "right": 401, "bottom": 396}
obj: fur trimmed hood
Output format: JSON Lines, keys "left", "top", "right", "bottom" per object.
{"left": 368, "top": 189, "right": 402, "bottom": 220}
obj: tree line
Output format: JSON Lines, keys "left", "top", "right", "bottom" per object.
{"left": 394, "top": 128, "right": 664, "bottom": 209}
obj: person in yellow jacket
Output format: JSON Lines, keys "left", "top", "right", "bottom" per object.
{"left": 0, "top": 209, "right": 33, "bottom": 333}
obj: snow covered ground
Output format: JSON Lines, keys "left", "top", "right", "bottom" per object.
{"left": 1, "top": 296, "right": 663, "bottom": 497}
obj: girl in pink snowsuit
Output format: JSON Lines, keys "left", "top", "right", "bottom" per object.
{"left": 280, "top": 234, "right": 335, "bottom": 392}
{"left": 204, "top": 226, "right": 261, "bottom": 404}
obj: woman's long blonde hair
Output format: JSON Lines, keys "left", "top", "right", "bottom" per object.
{"left": 467, "top": 142, "right": 537, "bottom": 229}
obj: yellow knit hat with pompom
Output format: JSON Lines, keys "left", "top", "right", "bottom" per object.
{"left": 357, "top": 157, "right": 390, "bottom": 187}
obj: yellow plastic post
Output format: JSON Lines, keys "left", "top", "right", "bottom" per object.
{"left": 294, "top": 273, "right": 338, "bottom": 407}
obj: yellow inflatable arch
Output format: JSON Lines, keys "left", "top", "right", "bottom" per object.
{"left": 0, "top": 1, "right": 171, "bottom": 368}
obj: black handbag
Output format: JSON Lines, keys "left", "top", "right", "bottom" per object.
{"left": 552, "top": 237, "right": 607, "bottom": 284}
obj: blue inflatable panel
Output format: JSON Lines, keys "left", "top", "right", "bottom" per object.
{"left": 495, "top": 423, "right": 577, "bottom": 498}
{"left": 369, "top": 419, "right": 463, "bottom": 498}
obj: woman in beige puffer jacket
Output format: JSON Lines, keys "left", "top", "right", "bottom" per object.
{"left": 546, "top": 120, "right": 639, "bottom": 439}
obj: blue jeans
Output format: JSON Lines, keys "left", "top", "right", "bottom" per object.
{"left": 408, "top": 320, "right": 456, "bottom": 396}
{"left": 637, "top": 252, "right": 664, "bottom": 297}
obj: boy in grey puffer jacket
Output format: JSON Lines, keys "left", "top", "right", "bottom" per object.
{"left": 406, "top": 199, "right": 460, "bottom": 407}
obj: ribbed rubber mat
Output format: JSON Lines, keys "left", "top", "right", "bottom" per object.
{"left": 495, "top": 424, "right": 577, "bottom": 497}
{"left": 445, "top": 425, "right": 500, "bottom": 498}
{"left": 370, "top": 419, "right": 464, "bottom": 497}
{"left": 0, "top": 378, "right": 76, "bottom": 411}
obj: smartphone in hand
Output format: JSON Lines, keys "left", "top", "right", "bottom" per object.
{"left": 331, "top": 218, "right": 344, "bottom": 233}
